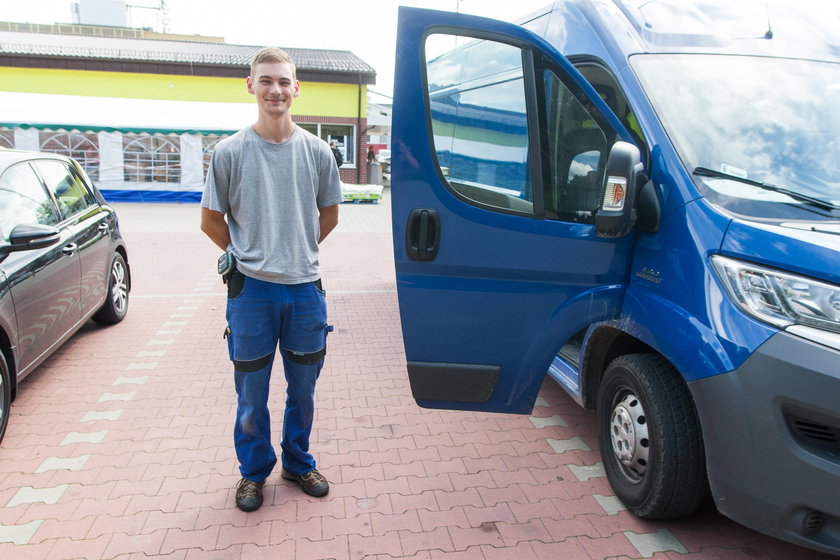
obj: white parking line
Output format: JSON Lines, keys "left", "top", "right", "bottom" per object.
{"left": 548, "top": 436, "right": 591, "bottom": 453}
{"left": 6, "top": 485, "right": 69, "bottom": 507}
{"left": 594, "top": 494, "right": 627, "bottom": 515}
{"left": 625, "top": 529, "right": 688, "bottom": 558}
{"left": 0, "top": 520, "right": 42, "bottom": 545}
{"left": 59, "top": 431, "right": 107, "bottom": 446}
{"left": 113, "top": 376, "right": 149, "bottom": 385}
{"left": 35, "top": 455, "right": 90, "bottom": 473}
{"left": 529, "top": 415, "right": 569, "bottom": 429}
{"left": 97, "top": 392, "right": 136, "bottom": 402}
{"left": 137, "top": 350, "right": 167, "bottom": 357}
{"left": 568, "top": 462, "right": 606, "bottom": 481}
{"left": 80, "top": 410, "right": 123, "bottom": 422}
{"left": 125, "top": 362, "right": 157, "bottom": 370}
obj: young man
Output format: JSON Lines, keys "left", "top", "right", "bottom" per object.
{"left": 200, "top": 47, "right": 342, "bottom": 512}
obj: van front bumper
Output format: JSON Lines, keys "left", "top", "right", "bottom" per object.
{"left": 689, "top": 330, "right": 840, "bottom": 556}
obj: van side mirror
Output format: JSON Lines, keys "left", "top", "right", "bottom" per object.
{"left": 595, "top": 141, "right": 644, "bottom": 238}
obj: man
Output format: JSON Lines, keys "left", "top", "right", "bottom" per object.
{"left": 329, "top": 140, "right": 343, "bottom": 168}
{"left": 200, "top": 47, "right": 342, "bottom": 512}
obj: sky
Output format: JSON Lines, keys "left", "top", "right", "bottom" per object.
{"left": 1, "top": 0, "right": 555, "bottom": 102}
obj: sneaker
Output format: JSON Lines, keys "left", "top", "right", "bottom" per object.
{"left": 235, "top": 478, "right": 265, "bottom": 512}
{"left": 281, "top": 467, "right": 329, "bottom": 497}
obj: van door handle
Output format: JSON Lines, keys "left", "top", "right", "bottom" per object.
{"left": 406, "top": 208, "right": 440, "bottom": 261}
{"left": 62, "top": 243, "right": 78, "bottom": 256}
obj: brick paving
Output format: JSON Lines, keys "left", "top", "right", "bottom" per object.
{"left": 0, "top": 190, "right": 832, "bottom": 559}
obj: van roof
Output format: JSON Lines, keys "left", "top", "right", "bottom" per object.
{"left": 552, "top": 0, "right": 840, "bottom": 62}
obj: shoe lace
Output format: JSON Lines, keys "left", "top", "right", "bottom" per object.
{"left": 301, "top": 470, "right": 326, "bottom": 485}
{"left": 238, "top": 479, "right": 261, "bottom": 499}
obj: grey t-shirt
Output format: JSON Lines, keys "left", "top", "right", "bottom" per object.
{"left": 201, "top": 125, "right": 343, "bottom": 284}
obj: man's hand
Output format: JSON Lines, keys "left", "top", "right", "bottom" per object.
{"left": 201, "top": 207, "right": 232, "bottom": 251}
{"left": 318, "top": 204, "right": 339, "bottom": 244}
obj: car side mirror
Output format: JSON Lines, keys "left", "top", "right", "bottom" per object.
{"left": 595, "top": 141, "right": 644, "bottom": 238}
{"left": 0, "top": 224, "right": 61, "bottom": 256}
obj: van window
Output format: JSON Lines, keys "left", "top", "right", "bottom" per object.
{"left": 425, "top": 35, "right": 534, "bottom": 214}
{"left": 632, "top": 54, "right": 840, "bottom": 219}
{"left": 542, "top": 66, "right": 608, "bottom": 223}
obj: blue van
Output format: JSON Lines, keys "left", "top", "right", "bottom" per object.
{"left": 390, "top": 0, "right": 840, "bottom": 554}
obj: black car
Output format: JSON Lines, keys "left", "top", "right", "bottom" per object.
{"left": 0, "top": 150, "right": 130, "bottom": 444}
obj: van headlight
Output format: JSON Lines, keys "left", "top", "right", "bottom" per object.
{"left": 711, "top": 255, "right": 840, "bottom": 334}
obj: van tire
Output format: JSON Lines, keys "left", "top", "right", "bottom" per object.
{"left": 0, "top": 352, "right": 10, "bottom": 445}
{"left": 597, "top": 353, "right": 707, "bottom": 519}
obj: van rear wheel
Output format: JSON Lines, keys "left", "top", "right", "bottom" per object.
{"left": 597, "top": 353, "right": 707, "bottom": 519}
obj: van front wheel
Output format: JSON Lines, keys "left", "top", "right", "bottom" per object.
{"left": 597, "top": 354, "right": 707, "bottom": 519}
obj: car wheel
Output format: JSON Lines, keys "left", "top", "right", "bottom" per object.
{"left": 0, "top": 352, "right": 10, "bottom": 445}
{"left": 597, "top": 353, "right": 707, "bottom": 519}
{"left": 93, "top": 253, "right": 129, "bottom": 325}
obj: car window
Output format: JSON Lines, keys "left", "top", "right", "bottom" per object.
{"left": 32, "top": 160, "right": 96, "bottom": 220}
{"left": 542, "top": 67, "right": 608, "bottom": 223}
{"left": 0, "top": 162, "right": 60, "bottom": 241}
{"left": 425, "top": 35, "right": 534, "bottom": 214}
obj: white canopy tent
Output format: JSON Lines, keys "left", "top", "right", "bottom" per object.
{"left": 0, "top": 91, "right": 254, "bottom": 201}
{"left": 0, "top": 91, "right": 253, "bottom": 134}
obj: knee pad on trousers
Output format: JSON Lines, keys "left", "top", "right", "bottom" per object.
{"left": 233, "top": 353, "right": 273, "bottom": 372}
{"left": 285, "top": 347, "right": 325, "bottom": 365}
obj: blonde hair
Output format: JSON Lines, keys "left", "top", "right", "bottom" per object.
{"left": 249, "top": 47, "right": 296, "bottom": 80}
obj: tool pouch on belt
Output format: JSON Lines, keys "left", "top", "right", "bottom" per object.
{"left": 218, "top": 252, "right": 245, "bottom": 299}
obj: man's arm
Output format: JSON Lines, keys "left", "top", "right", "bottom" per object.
{"left": 318, "top": 204, "right": 339, "bottom": 243}
{"left": 200, "top": 207, "right": 232, "bottom": 252}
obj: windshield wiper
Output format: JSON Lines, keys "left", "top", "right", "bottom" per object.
{"left": 693, "top": 167, "right": 840, "bottom": 212}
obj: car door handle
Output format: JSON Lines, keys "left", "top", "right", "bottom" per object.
{"left": 406, "top": 208, "right": 440, "bottom": 261}
{"left": 98, "top": 223, "right": 109, "bottom": 235}
{"left": 62, "top": 243, "right": 78, "bottom": 256}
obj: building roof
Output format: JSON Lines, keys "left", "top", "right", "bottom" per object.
{"left": 0, "top": 26, "right": 376, "bottom": 83}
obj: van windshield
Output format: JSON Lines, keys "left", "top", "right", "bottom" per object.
{"left": 631, "top": 54, "right": 840, "bottom": 219}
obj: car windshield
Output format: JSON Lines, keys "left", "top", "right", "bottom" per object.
{"left": 631, "top": 54, "right": 840, "bottom": 219}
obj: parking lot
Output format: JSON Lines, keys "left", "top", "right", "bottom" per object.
{"left": 0, "top": 191, "right": 832, "bottom": 560}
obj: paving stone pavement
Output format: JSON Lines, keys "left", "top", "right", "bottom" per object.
{"left": 0, "top": 190, "right": 833, "bottom": 559}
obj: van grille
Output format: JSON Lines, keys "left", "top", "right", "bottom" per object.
{"left": 787, "top": 416, "right": 840, "bottom": 449}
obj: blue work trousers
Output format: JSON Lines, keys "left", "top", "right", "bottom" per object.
{"left": 225, "top": 271, "right": 328, "bottom": 482}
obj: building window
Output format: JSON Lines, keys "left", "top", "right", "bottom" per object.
{"left": 123, "top": 134, "right": 181, "bottom": 183}
{"left": 39, "top": 130, "right": 100, "bottom": 181}
{"left": 298, "top": 123, "right": 356, "bottom": 166}
{"left": 299, "top": 124, "right": 318, "bottom": 136}
{"left": 202, "top": 134, "right": 229, "bottom": 179}
{"left": 0, "top": 130, "right": 13, "bottom": 149}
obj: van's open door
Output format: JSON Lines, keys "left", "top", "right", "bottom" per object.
{"left": 392, "top": 7, "right": 636, "bottom": 414}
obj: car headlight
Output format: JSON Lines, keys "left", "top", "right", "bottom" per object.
{"left": 711, "top": 255, "right": 840, "bottom": 334}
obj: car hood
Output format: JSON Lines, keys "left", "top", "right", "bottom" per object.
{"left": 721, "top": 219, "right": 840, "bottom": 285}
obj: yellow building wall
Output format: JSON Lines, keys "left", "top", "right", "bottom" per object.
{"left": 0, "top": 66, "right": 366, "bottom": 118}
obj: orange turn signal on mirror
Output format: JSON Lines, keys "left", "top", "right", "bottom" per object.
{"left": 603, "top": 176, "right": 627, "bottom": 210}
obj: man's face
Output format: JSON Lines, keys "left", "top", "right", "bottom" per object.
{"left": 247, "top": 61, "right": 300, "bottom": 117}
